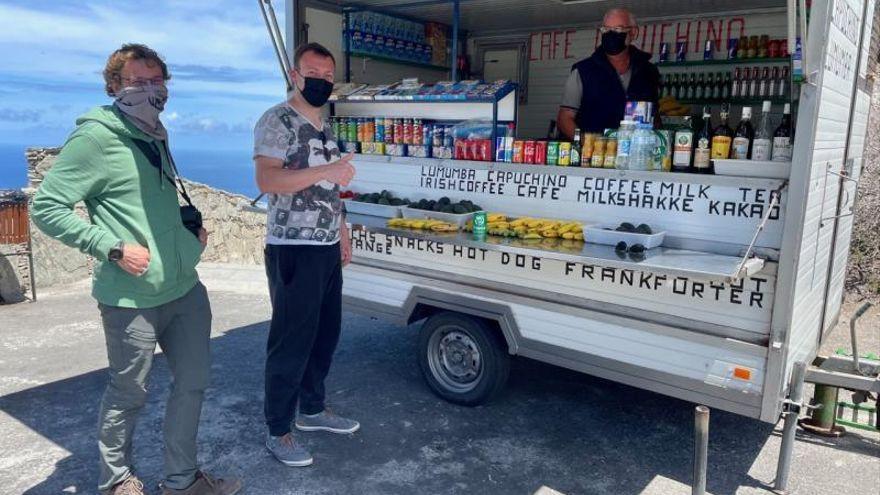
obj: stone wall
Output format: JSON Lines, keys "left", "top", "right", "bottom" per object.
{"left": 0, "top": 148, "right": 267, "bottom": 300}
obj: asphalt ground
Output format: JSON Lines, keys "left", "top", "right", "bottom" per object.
{"left": 0, "top": 263, "right": 877, "bottom": 495}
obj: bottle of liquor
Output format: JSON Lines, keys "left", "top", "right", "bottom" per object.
{"left": 672, "top": 116, "right": 695, "bottom": 172}
{"left": 722, "top": 71, "right": 732, "bottom": 100}
{"left": 772, "top": 103, "right": 793, "bottom": 161}
{"left": 731, "top": 68, "right": 742, "bottom": 99}
{"left": 758, "top": 67, "right": 771, "bottom": 98}
{"left": 752, "top": 101, "right": 773, "bottom": 161}
{"left": 660, "top": 74, "right": 668, "bottom": 98}
{"left": 695, "top": 73, "right": 705, "bottom": 100}
{"left": 694, "top": 106, "right": 713, "bottom": 173}
{"left": 571, "top": 128, "right": 583, "bottom": 167}
{"left": 709, "top": 72, "right": 722, "bottom": 100}
{"left": 711, "top": 103, "right": 734, "bottom": 160}
{"left": 779, "top": 66, "right": 790, "bottom": 98}
{"left": 770, "top": 67, "right": 781, "bottom": 99}
{"left": 749, "top": 67, "right": 760, "bottom": 98}
{"left": 672, "top": 74, "right": 681, "bottom": 99}
{"left": 731, "top": 106, "right": 755, "bottom": 159}
{"left": 686, "top": 74, "right": 696, "bottom": 99}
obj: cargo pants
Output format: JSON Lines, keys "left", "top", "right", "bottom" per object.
{"left": 96, "top": 283, "right": 212, "bottom": 492}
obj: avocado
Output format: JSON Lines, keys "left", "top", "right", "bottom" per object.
{"left": 381, "top": 190, "right": 391, "bottom": 198}
{"left": 628, "top": 244, "right": 646, "bottom": 254}
{"left": 378, "top": 198, "right": 390, "bottom": 205}
{"left": 439, "top": 196, "right": 451, "bottom": 205}
{"left": 390, "top": 198, "right": 403, "bottom": 206}
{"left": 636, "top": 223, "right": 653, "bottom": 234}
{"left": 453, "top": 204, "right": 467, "bottom": 214}
{"left": 618, "top": 222, "right": 636, "bottom": 232}
{"left": 615, "top": 241, "right": 628, "bottom": 252}
{"left": 369, "top": 193, "right": 381, "bottom": 203}
{"left": 441, "top": 205, "right": 456, "bottom": 213}
{"left": 472, "top": 204, "right": 483, "bottom": 212}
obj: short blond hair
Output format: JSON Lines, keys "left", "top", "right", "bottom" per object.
{"left": 103, "top": 43, "right": 170, "bottom": 96}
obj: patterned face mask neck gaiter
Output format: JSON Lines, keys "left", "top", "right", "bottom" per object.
{"left": 114, "top": 84, "right": 169, "bottom": 141}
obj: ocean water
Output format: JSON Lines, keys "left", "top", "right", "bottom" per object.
{"left": 0, "top": 143, "right": 259, "bottom": 199}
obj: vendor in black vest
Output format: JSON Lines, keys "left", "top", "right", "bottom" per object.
{"left": 557, "top": 8, "right": 660, "bottom": 139}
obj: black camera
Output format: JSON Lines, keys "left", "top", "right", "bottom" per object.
{"left": 180, "top": 205, "right": 203, "bottom": 238}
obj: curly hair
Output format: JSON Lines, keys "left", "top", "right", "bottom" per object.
{"left": 103, "top": 43, "right": 170, "bottom": 96}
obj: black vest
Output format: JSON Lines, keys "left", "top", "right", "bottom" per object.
{"left": 571, "top": 47, "right": 660, "bottom": 133}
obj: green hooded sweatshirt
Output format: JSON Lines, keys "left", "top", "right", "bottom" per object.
{"left": 32, "top": 105, "right": 203, "bottom": 309}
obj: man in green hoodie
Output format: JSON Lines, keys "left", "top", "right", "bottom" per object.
{"left": 31, "top": 44, "right": 240, "bottom": 495}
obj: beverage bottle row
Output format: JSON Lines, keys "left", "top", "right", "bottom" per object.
{"left": 671, "top": 102, "right": 793, "bottom": 173}
{"left": 660, "top": 66, "right": 790, "bottom": 102}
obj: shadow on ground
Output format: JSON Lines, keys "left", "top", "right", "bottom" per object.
{"left": 2, "top": 312, "right": 874, "bottom": 495}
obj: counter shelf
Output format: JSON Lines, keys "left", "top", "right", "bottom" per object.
{"left": 348, "top": 213, "right": 765, "bottom": 283}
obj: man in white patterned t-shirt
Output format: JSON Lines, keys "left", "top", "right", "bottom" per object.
{"left": 253, "top": 42, "right": 359, "bottom": 468}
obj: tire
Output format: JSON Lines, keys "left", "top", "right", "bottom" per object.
{"left": 418, "top": 311, "right": 510, "bottom": 406}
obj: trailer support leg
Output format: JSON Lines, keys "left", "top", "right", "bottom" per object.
{"left": 799, "top": 384, "right": 846, "bottom": 437}
{"left": 693, "top": 405, "right": 709, "bottom": 495}
{"left": 774, "top": 361, "right": 806, "bottom": 494}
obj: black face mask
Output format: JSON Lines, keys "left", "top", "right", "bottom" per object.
{"left": 601, "top": 31, "right": 629, "bottom": 56}
{"left": 298, "top": 75, "right": 334, "bottom": 107}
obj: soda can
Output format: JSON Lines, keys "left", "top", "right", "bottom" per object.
{"left": 356, "top": 118, "right": 364, "bottom": 142}
{"left": 364, "top": 118, "right": 374, "bottom": 143}
{"left": 524, "top": 140, "right": 536, "bottom": 164}
{"left": 412, "top": 119, "right": 423, "bottom": 145}
{"left": 402, "top": 118, "right": 412, "bottom": 144}
{"left": 512, "top": 140, "right": 525, "bottom": 163}
{"left": 347, "top": 118, "right": 357, "bottom": 143}
{"left": 330, "top": 117, "right": 339, "bottom": 139}
{"left": 472, "top": 211, "right": 487, "bottom": 238}
{"left": 557, "top": 141, "right": 571, "bottom": 166}
{"left": 454, "top": 139, "right": 467, "bottom": 160}
{"left": 394, "top": 119, "right": 404, "bottom": 144}
{"left": 478, "top": 139, "right": 492, "bottom": 161}
{"left": 432, "top": 124, "right": 443, "bottom": 147}
{"left": 604, "top": 138, "right": 617, "bottom": 168}
{"left": 385, "top": 117, "right": 395, "bottom": 143}
{"left": 495, "top": 136, "right": 506, "bottom": 162}
{"left": 591, "top": 137, "right": 607, "bottom": 167}
{"left": 534, "top": 140, "right": 547, "bottom": 165}
{"left": 443, "top": 126, "right": 455, "bottom": 147}
{"left": 374, "top": 117, "right": 384, "bottom": 143}
{"left": 658, "top": 42, "right": 669, "bottom": 63}
{"left": 546, "top": 141, "right": 559, "bottom": 166}
{"left": 727, "top": 38, "right": 739, "bottom": 59}
{"left": 675, "top": 41, "right": 687, "bottom": 62}
{"left": 703, "top": 39, "right": 715, "bottom": 60}
{"left": 422, "top": 123, "right": 432, "bottom": 146}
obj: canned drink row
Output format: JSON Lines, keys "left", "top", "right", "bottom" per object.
{"left": 330, "top": 117, "right": 454, "bottom": 147}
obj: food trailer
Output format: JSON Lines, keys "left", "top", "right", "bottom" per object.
{"left": 260, "top": 0, "right": 876, "bottom": 489}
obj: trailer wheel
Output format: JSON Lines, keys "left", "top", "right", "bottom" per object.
{"left": 418, "top": 312, "right": 510, "bottom": 406}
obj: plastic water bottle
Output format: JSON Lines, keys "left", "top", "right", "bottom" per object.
{"left": 615, "top": 120, "right": 636, "bottom": 170}
{"left": 629, "top": 123, "right": 656, "bottom": 171}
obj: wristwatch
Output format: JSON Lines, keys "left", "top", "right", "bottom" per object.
{"left": 108, "top": 241, "right": 124, "bottom": 263}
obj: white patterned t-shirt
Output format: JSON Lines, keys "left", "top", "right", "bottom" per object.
{"left": 253, "top": 102, "right": 342, "bottom": 245}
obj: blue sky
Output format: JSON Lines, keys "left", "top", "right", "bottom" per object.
{"left": 0, "top": 0, "right": 289, "bottom": 151}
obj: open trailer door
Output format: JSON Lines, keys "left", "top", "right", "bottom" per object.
{"left": 820, "top": 0, "right": 876, "bottom": 336}
{"left": 764, "top": 0, "right": 875, "bottom": 422}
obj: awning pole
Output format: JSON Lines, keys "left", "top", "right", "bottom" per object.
{"left": 451, "top": 0, "right": 460, "bottom": 81}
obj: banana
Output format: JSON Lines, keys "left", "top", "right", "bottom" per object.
{"left": 541, "top": 229, "right": 559, "bottom": 238}
{"left": 561, "top": 232, "right": 576, "bottom": 240}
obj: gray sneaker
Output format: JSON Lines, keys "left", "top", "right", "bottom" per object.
{"left": 295, "top": 409, "right": 360, "bottom": 434}
{"left": 266, "top": 434, "right": 313, "bottom": 467}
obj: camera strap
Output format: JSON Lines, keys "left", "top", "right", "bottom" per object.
{"left": 132, "top": 138, "right": 194, "bottom": 207}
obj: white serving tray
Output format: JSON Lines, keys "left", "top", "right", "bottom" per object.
{"left": 343, "top": 199, "right": 403, "bottom": 218}
{"left": 584, "top": 225, "right": 666, "bottom": 249}
{"left": 402, "top": 206, "right": 473, "bottom": 228}
{"left": 713, "top": 159, "right": 792, "bottom": 179}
